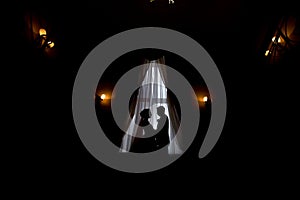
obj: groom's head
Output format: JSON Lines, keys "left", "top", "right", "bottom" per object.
{"left": 157, "top": 106, "right": 165, "bottom": 116}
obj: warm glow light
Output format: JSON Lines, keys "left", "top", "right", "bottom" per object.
{"left": 100, "top": 94, "right": 106, "bottom": 100}
{"left": 265, "top": 50, "right": 270, "bottom": 56}
{"left": 169, "top": 0, "right": 175, "bottom": 4}
{"left": 272, "top": 36, "right": 281, "bottom": 43}
{"left": 47, "top": 41, "right": 55, "bottom": 48}
{"left": 39, "top": 28, "right": 47, "bottom": 36}
{"left": 203, "top": 96, "right": 208, "bottom": 102}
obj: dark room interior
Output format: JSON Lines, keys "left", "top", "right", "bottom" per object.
{"left": 9, "top": 0, "right": 299, "bottom": 193}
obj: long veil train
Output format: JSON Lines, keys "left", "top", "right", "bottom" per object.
{"left": 120, "top": 57, "right": 182, "bottom": 154}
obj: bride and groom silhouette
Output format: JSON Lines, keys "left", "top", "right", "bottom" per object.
{"left": 131, "top": 106, "right": 170, "bottom": 153}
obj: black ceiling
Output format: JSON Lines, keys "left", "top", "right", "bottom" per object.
{"left": 14, "top": 0, "right": 300, "bottom": 71}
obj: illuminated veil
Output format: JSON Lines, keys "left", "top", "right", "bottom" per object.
{"left": 120, "top": 57, "right": 182, "bottom": 154}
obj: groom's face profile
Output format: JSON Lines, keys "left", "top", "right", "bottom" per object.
{"left": 157, "top": 107, "right": 165, "bottom": 116}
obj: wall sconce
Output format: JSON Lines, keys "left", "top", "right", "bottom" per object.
{"left": 263, "top": 16, "right": 299, "bottom": 64}
{"left": 36, "top": 28, "right": 55, "bottom": 49}
{"left": 202, "top": 96, "right": 208, "bottom": 102}
{"left": 100, "top": 94, "right": 106, "bottom": 101}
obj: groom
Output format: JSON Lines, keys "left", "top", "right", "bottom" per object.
{"left": 153, "top": 106, "right": 170, "bottom": 151}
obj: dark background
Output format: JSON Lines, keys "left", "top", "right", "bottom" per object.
{"left": 9, "top": 0, "right": 299, "bottom": 193}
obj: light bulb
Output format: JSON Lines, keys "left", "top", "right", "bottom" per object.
{"left": 100, "top": 94, "right": 106, "bottom": 100}
{"left": 39, "top": 28, "right": 47, "bottom": 36}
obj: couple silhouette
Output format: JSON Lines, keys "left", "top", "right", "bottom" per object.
{"left": 131, "top": 106, "right": 169, "bottom": 153}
